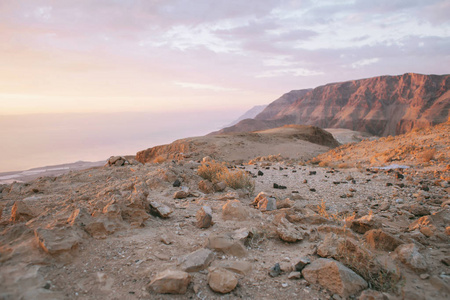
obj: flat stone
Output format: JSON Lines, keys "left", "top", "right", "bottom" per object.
{"left": 206, "top": 233, "right": 247, "bottom": 257}
{"left": 288, "top": 271, "right": 301, "bottom": 279}
{"left": 215, "top": 260, "right": 252, "bottom": 275}
{"left": 173, "top": 191, "right": 189, "bottom": 199}
{"left": 276, "top": 217, "right": 305, "bottom": 243}
{"left": 148, "top": 269, "right": 191, "bottom": 294}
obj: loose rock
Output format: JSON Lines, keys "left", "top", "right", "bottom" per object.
{"left": 148, "top": 269, "right": 191, "bottom": 294}
{"left": 207, "top": 267, "right": 238, "bottom": 294}
{"left": 196, "top": 206, "right": 213, "bottom": 228}
{"left": 180, "top": 248, "right": 214, "bottom": 272}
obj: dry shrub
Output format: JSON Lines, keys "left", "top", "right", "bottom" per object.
{"left": 197, "top": 161, "right": 228, "bottom": 182}
{"left": 217, "top": 169, "right": 255, "bottom": 194}
{"left": 153, "top": 155, "right": 166, "bottom": 164}
{"left": 197, "top": 161, "right": 255, "bottom": 194}
{"left": 318, "top": 161, "right": 329, "bottom": 167}
{"left": 421, "top": 148, "right": 436, "bottom": 162}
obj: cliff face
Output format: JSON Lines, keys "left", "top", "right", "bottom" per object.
{"left": 219, "top": 73, "right": 450, "bottom": 136}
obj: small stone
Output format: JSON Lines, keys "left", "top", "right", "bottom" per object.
{"left": 293, "top": 256, "right": 311, "bottom": 272}
{"left": 196, "top": 206, "right": 213, "bottom": 228}
{"left": 420, "top": 274, "right": 430, "bottom": 280}
{"left": 148, "top": 269, "right": 191, "bottom": 294}
{"left": 149, "top": 201, "right": 173, "bottom": 218}
{"left": 216, "top": 260, "right": 252, "bottom": 275}
{"left": 207, "top": 267, "right": 238, "bottom": 294}
{"left": 173, "top": 179, "right": 181, "bottom": 187}
{"left": 258, "top": 170, "right": 264, "bottom": 176}
{"left": 213, "top": 181, "right": 227, "bottom": 192}
{"left": 222, "top": 200, "right": 249, "bottom": 221}
{"left": 281, "top": 282, "right": 288, "bottom": 288}
{"left": 181, "top": 248, "right": 215, "bottom": 272}
{"left": 288, "top": 271, "right": 301, "bottom": 279}
{"left": 207, "top": 233, "right": 247, "bottom": 257}
{"left": 199, "top": 180, "right": 215, "bottom": 194}
{"left": 269, "top": 263, "right": 281, "bottom": 277}
{"left": 174, "top": 190, "right": 189, "bottom": 199}
{"left": 357, "top": 289, "right": 387, "bottom": 300}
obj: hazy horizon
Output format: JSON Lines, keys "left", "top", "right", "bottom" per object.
{"left": 0, "top": 109, "right": 243, "bottom": 172}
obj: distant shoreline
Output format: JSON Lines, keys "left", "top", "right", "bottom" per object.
{"left": 0, "top": 160, "right": 106, "bottom": 184}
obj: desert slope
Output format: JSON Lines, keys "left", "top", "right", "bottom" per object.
{"left": 136, "top": 125, "right": 339, "bottom": 164}
{"left": 218, "top": 73, "right": 450, "bottom": 136}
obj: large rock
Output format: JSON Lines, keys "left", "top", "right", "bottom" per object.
{"left": 10, "top": 200, "right": 35, "bottom": 222}
{"left": 222, "top": 200, "right": 249, "bottom": 221}
{"left": 35, "top": 227, "right": 83, "bottom": 254}
{"left": 106, "top": 156, "right": 129, "bottom": 166}
{"left": 148, "top": 269, "right": 191, "bottom": 294}
{"left": 196, "top": 206, "right": 213, "bottom": 228}
{"left": 206, "top": 232, "right": 247, "bottom": 257}
{"left": 180, "top": 248, "right": 214, "bottom": 272}
{"left": 276, "top": 217, "right": 305, "bottom": 243}
{"left": 302, "top": 258, "right": 368, "bottom": 298}
{"left": 395, "top": 243, "right": 427, "bottom": 272}
{"left": 364, "top": 229, "right": 402, "bottom": 251}
{"left": 408, "top": 208, "right": 450, "bottom": 237}
{"left": 207, "top": 267, "right": 238, "bottom": 294}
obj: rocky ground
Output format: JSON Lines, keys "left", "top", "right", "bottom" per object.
{"left": 0, "top": 123, "right": 449, "bottom": 300}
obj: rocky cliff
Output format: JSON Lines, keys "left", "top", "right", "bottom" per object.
{"left": 217, "top": 73, "right": 450, "bottom": 136}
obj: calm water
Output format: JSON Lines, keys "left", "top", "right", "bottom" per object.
{"left": 0, "top": 110, "right": 240, "bottom": 172}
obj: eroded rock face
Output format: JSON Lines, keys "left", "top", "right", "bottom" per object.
{"left": 148, "top": 269, "right": 191, "bottom": 294}
{"left": 218, "top": 73, "right": 450, "bottom": 137}
{"left": 302, "top": 258, "right": 368, "bottom": 298}
{"left": 207, "top": 267, "right": 238, "bottom": 294}
{"left": 10, "top": 200, "right": 35, "bottom": 222}
{"left": 364, "top": 229, "right": 403, "bottom": 251}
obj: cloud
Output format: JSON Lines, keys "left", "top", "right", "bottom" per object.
{"left": 174, "top": 82, "right": 238, "bottom": 92}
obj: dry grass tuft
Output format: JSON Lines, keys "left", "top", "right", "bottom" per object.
{"left": 197, "top": 161, "right": 228, "bottom": 182}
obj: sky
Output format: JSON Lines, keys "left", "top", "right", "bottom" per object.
{"left": 0, "top": 0, "right": 449, "bottom": 115}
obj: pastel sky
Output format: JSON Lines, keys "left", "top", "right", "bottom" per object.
{"left": 0, "top": 0, "right": 449, "bottom": 115}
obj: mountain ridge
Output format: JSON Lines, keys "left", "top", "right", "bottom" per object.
{"left": 215, "top": 73, "right": 450, "bottom": 136}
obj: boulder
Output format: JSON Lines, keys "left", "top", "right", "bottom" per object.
{"left": 148, "top": 269, "right": 191, "bottom": 294}
{"left": 207, "top": 267, "right": 238, "bottom": 294}
{"left": 302, "top": 258, "right": 368, "bottom": 298}
{"left": 222, "top": 200, "right": 249, "bottom": 221}
{"left": 10, "top": 200, "right": 35, "bottom": 222}
{"left": 149, "top": 201, "right": 173, "bottom": 218}
{"left": 196, "top": 206, "right": 213, "bottom": 228}
{"left": 198, "top": 180, "right": 215, "bottom": 194}
{"left": 395, "top": 243, "right": 427, "bottom": 272}
{"left": 106, "top": 156, "right": 129, "bottom": 166}
{"left": 276, "top": 217, "right": 305, "bottom": 243}
{"left": 180, "top": 248, "right": 214, "bottom": 272}
{"left": 364, "top": 229, "right": 402, "bottom": 251}
{"left": 350, "top": 214, "right": 382, "bottom": 234}
{"left": 35, "top": 227, "right": 83, "bottom": 254}
{"left": 206, "top": 233, "right": 247, "bottom": 257}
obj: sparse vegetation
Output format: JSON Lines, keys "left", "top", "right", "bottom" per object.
{"left": 197, "top": 160, "right": 255, "bottom": 194}
{"left": 421, "top": 148, "right": 436, "bottom": 162}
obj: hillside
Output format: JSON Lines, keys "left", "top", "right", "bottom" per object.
{"left": 137, "top": 125, "right": 339, "bottom": 164}
{"left": 216, "top": 73, "right": 450, "bottom": 136}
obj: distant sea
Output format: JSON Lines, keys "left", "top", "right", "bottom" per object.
{"left": 0, "top": 110, "right": 240, "bottom": 173}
